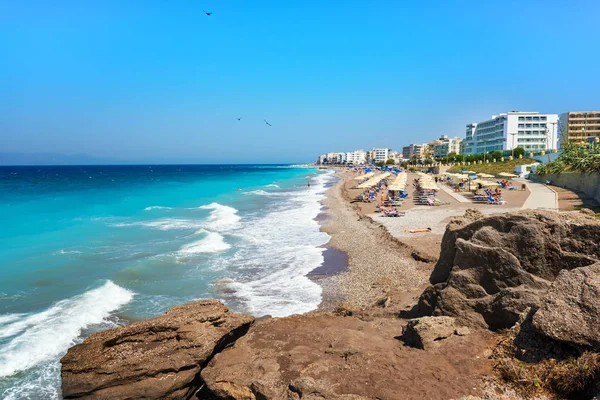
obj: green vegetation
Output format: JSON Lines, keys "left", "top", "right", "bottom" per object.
{"left": 513, "top": 146, "right": 525, "bottom": 158}
{"left": 385, "top": 158, "right": 395, "bottom": 165}
{"left": 446, "top": 158, "right": 536, "bottom": 174}
{"left": 491, "top": 150, "right": 503, "bottom": 161}
{"left": 375, "top": 161, "right": 385, "bottom": 167}
{"left": 536, "top": 142, "right": 600, "bottom": 176}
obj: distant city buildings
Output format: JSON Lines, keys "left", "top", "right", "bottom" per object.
{"left": 462, "top": 111, "right": 559, "bottom": 156}
{"left": 559, "top": 111, "right": 600, "bottom": 145}
{"left": 315, "top": 109, "right": 596, "bottom": 165}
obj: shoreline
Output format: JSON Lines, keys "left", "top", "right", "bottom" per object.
{"left": 311, "top": 168, "right": 432, "bottom": 313}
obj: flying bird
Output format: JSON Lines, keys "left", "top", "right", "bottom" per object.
{"left": 264, "top": 119, "right": 272, "bottom": 127}
{"left": 237, "top": 117, "right": 243, "bottom": 121}
{"left": 203, "top": 10, "right": 212, "bottom": 16}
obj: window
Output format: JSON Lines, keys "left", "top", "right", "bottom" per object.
{"left": 518, "top": 130, "right": 524, "bottom": 134}
{"left": 533, "top": 116, "right": 539, "bottom": 121}
{"left": 526, "top": 124, "right": 532, "bottom": 128}
{"left": 540, "top": 123, "right": 546, "bottom": 128}
{"left": 541, "top": 116, "right": 547, "bottom": 121}
{"left": 533, "top": 124, "right": 539, "bottom": 128}
{"left": 518, "top": 117, "right": 525, "bottom": 121}
{"left": 526, "top": 116, "right": 532, "bottom": 121}
{"left": 518, "top": 123, "right": 524, "bottom": 128}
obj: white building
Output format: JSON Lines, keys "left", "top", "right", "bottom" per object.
{"left": 372, "top": 148, "right": 390, "bottom": 163}
{"left": 462, "top": 112, "right": 559, "bottom": 156}
{"left": 345, "top": 150, "right": 367, "bottom": 165}
{"left": 434, "top": 136, "right": 463, "bottom": 158}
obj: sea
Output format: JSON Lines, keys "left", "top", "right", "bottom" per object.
{"left": 0, "top": 164, "right": 335, "bottom": 399}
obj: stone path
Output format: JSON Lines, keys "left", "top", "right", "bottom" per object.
{"left": 436, "top": 182, "right": 471, "bottom": 203}
{"left": 516, "top": 179, "right": 558, "bottom": 211}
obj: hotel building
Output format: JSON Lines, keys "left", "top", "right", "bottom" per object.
{"left": 559, "top": 111, "right": 600, "bottom": 145}
{"left": 433, "top": 136, "right": 463, "bottom": 158}
{"left": 462, "top": 111, "right": 559, "bottom": 156}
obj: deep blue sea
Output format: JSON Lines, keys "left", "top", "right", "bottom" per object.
{"left": 0, "top": 164, "right": 333, "bottom": 399}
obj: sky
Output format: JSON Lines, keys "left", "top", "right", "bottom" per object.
{"left": 1, "top": 0, "right": 600, "bottom": 164}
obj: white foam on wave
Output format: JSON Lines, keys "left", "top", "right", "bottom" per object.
{"left": 110, "top": 218, "right": 203, "bottom": 231}
{"left": 0, "top": 280, "right": 133, "bottom": 378}
{"left": 243, "top": 190, "right": 271, "bottom": 196}
{"left": 0, "top": 314, "right": 24, "bottom": 325}
{"left": 219, "top": 171, "right": 336, "bottom": 317}
{"left": 144, "top": 206, "right": 173, "bottom": 211}
{"left": 196, "top": 203, "right": 241, "bottom": 231}
{"left": 178, "top": 230, "right": 231, "bottom": 255}
{"left": 265, "top": 184, "right": 279, "bottom": 188}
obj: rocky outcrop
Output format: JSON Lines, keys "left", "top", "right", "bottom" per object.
{"left": 60, "top": 300, "right": 254, "bottom": 400}
{"left": 201, "top": 313, "right": 492, "bottom": 400}
{"left": 401, "top": 316, "right": 461, "bottom": 350}
{"left": 419, "top": 210, "right": 600, "bottom": 330}
{"left": 533, "top": 262, "right": 600, "bottom": 350}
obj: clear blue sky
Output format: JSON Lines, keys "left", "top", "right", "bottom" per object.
{"left": 1, "top": 0, "right": 599, "bottom": 164}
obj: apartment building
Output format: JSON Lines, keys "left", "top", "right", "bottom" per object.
{"left": 433, "top": 136, "right": 463, "bottom": 158}
{"left": 402, "top": 143, "right": 426, "bottom": 160}
{"left": 559, "top": 111, "right": 600, "bottom": 145}
{"left": 345, "top": 150, "right": 367, "bottom": 165}
{"left": 372, "top": 148, "right": 390, "bottom": 163}
{"left": 462, "top": 111, "right": 559, "bottom": 155}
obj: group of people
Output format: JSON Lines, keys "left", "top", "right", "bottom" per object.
{"left": 359, "top": 179, "right": 389, "bottom": 203}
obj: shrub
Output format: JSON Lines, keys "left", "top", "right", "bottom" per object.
{"left": 513, "top": 147, "right": 525, "bottom": 158}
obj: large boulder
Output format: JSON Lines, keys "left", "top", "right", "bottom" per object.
{"left": 60, "top": 300, "right": 254, "bottom": 400}
{"left": 401, "top": 316, "right": 463, "bottom": 349}
{"left": 419, "top": 210, "right": 600, "bottom": 330}
{"left": 533, "top": 262, "right": 600, "bottom": 350}
{"left": 201, "top": 313, "right": 493, "bottom": 400}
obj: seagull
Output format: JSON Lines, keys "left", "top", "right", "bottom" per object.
{"left": 264, "top": 119, "right": 272, "bottom": 127}
{"left": 203, "top": 10, "right": 212, "bottom": 16}
{"left": 237, "top": 117, "right": 243, "bottom": 121}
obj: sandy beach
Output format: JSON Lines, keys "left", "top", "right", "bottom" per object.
{"left": 313, "top": 168, "right": 536, "bottom": 312}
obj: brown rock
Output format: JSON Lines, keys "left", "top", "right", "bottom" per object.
{"left": 533, "top": 263, "right": 600, "bottom": 350}
{"left": 401, "top": 316, "right": 457, "bottom": 349}
{"left": 201, "top": 313, "right": 493, "bottom": 400}
{"left": 420, "top": 210, "right": 600, "bottom": 330}
{"left": 60, "top": 300, "right": 254, "bottom": 400}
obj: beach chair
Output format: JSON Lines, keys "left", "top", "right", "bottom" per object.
{"left": 487, "top": 196, "right": 506, "bottom": 205}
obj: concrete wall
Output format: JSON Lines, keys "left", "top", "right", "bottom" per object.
{"left": 530, "top": 172, "right": 600, "bottom": 204}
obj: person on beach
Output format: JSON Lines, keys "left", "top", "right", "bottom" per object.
{"left": 308, "top": 181, "right": 311, "bottom": 188}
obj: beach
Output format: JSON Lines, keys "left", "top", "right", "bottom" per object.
{"left": 313, "top": 168, "right": 541, "bottom": 312}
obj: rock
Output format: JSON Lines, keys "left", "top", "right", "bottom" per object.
{"left": 60, "top": 300, "right": 254, "bottom": 400}
{"left": 419, "top": 210, "right": 600, "bottom": 330}
{"left": 454, "top": 326, "right": 471, "bottom": 336}
{"left": 201, "top": 313, "right": 493, "bottom": 399}
{"left": 533, "top": 263, "right": 600, "bottom": 350}
{"left": 401, "top": 316, "right": 457, "bottom": 349}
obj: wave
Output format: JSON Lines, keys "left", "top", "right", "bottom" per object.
{"left": 178, "top": 231, "right": 231, "bottom": 255}
{"left": 0, "top": 314, "right": 24, "bottom": 325}
{"left": 110, "top": 218, "right": 203, "bottom": 231}
{"left": 243, "top": 190, "right": 271, "bottom": 196}
{"left": 217, "top": 171, "right": 336, "bottom": 317}
{"left": 144, "top": 206, "right": 173, "bottom": 211}
{"left": 197, "top": 203, "right": 241, "bottom": 231}
{"left": 265, "top": 184, "right": 280, "bottom": 188}
{"left": 0, "top": 280, "right": 133, "bottom": 378}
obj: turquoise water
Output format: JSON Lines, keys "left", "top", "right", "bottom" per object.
{"left": 0, "top": 165, "right": 333, "bottom": 399}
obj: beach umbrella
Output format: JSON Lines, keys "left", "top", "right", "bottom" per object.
{"left": 478, "top": 173, "right": 495, "bottom": 178}
{"left": 498, "top": 172, "right": 518, "bottom": 178}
